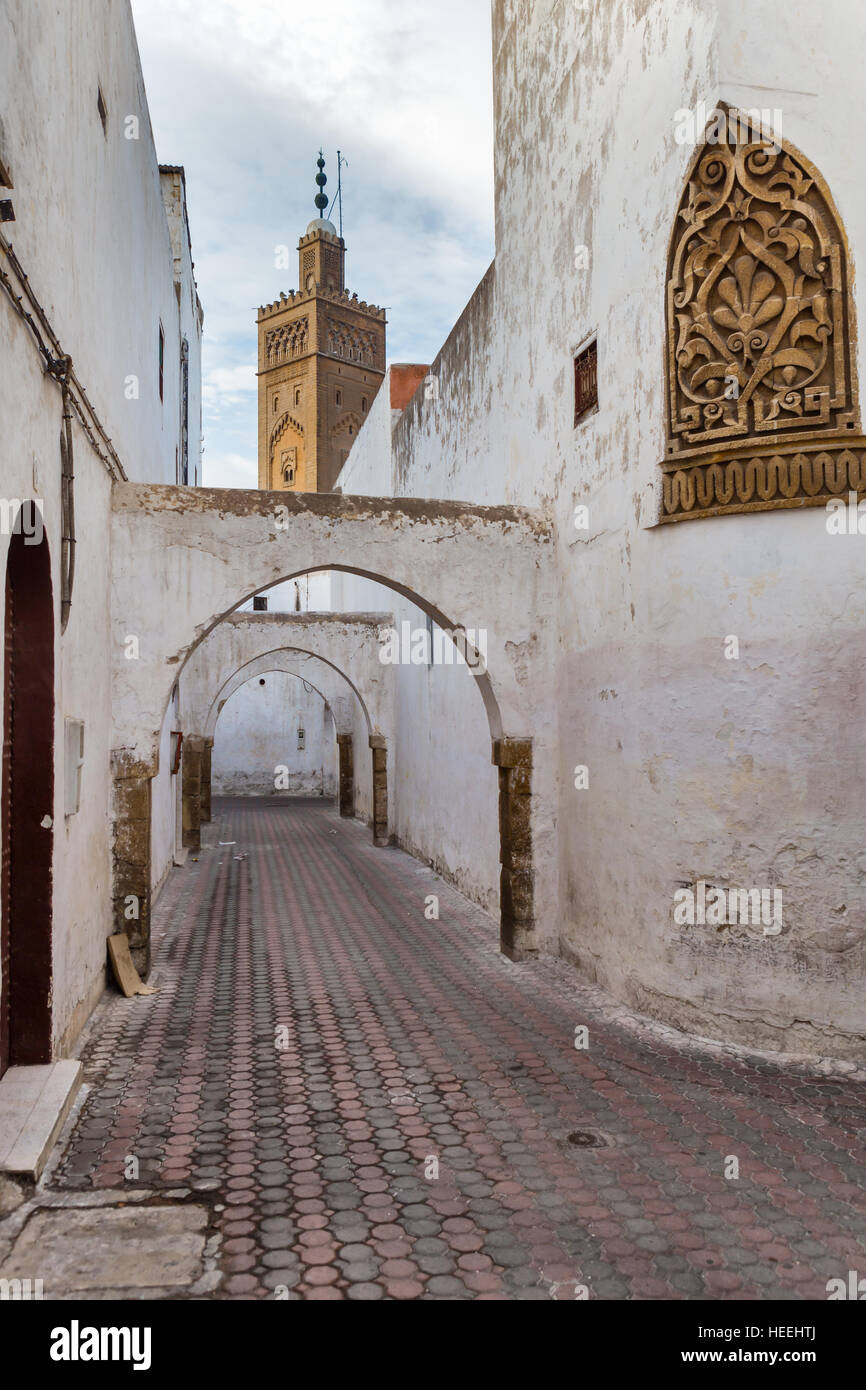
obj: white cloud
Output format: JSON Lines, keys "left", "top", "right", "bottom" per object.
{"left": 204, "top": 364, "right": 257, "bottom": 404}
{"left": 133, "top": 0, "right": 493, "bottom": 221}
{"left": 204, "top": 450, "right": 258, "bottom": 489}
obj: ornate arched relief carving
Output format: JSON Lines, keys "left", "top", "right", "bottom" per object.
{"left": 660, "top": 107, "right": 861, "bottom": 522}
{"left": 330, "top": 410, "right": 364, "bottom": 439}
{"left": 269, "top": 413, "right": 304, "bottom": 487}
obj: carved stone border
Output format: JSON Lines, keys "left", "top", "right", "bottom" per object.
{"left": 659, "top": 438, "right": 866, "bottom": 523}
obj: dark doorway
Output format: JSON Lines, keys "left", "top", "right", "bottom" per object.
{"left": 1, "top": 517, "right": 54, "bottom": 1075}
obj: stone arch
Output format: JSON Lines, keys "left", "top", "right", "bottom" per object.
{"left": 270, "top": 411, "right": 304, "bottom": 454}
{"left": 110, "top": 487, "right": 551, "bottom": 970}
{"left": 269, "top": 413, "right": 304, "bottom": 487}
{"left": 177, "top": 567, "right": 502, "bottom": 748}
{"left": 329, "top": 411, "right": 364, "bottom": 439}
{"left": 204, "top": 647, "right": 373, "bottom": 740}
{"left": 660, "top": 104, "right": 862, "bottom": 522}
{"left": 209, "top": 665, "right": 340, "bottom": 806}
{"left": 197, "top": 648, "right": 383, "bottom": 844}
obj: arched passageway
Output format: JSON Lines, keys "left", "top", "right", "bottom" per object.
{"left": 210, "top": 668, "right": 337, "bottom": 800}
{"left": 1, "top": 519, "right": 55, "bottom": 1075}
{"left": 110, "top": 486, "right": 554, "bottom": 973}
{"left": 178, "top": 644, "right": 382, "bottom": 853}
{"left": 204, "top": 647, "right": 375, "bottom": 741}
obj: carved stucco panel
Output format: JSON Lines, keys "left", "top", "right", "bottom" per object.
{"left": 660, "top": 109, "right": 860, "bottom": 521}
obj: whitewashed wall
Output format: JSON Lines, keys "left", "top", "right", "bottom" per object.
{"left": 332, "top": 399, "right": 500, "bottom": 910}
{"left": 212, "top": 672, "right": 337, "bottom": 797}
{"left": 334, "top": 0, "right": 866, "bottom": 1058}
{"left": 0, "top": 0, "right": 201, "bottom": 1054}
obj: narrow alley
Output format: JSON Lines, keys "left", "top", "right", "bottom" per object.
{"left": 2, "top": 798, "right": 863, "bottom": 1301}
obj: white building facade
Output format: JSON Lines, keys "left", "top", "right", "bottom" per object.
{"left": 0, "top": 0, "right": 202, "bottom": 1071}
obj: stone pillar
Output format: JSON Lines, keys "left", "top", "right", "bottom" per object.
{"left": 336, "top": 733, "right": 354, "bottom": 816}
{"left": 200, "top": 738, "right": 213, "bottom": 823}
{"left": 182, "top": 735, "right": 206, "bottom": 851}
{"left": 369, "top": 734, "right": 389, "bottom": 846}
{"left": 111, "top": 751, "right": 154, "bottom": 978}
{"left": 492, "top": 738, "right": 536, "bottom": 961}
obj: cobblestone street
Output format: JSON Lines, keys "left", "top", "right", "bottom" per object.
{"left": 5, "top": 797, "right": 865, "bottom": 1301}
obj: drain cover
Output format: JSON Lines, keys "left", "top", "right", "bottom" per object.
{"left": 564, "top": 1126, "right": 615, "bottom": 1150}
{"left": 567, "top": 1130, "right": 603, "bottom": 1148}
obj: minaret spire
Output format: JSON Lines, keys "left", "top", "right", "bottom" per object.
{"left": 314, "top": 151, "right": 328, "bottom": 217}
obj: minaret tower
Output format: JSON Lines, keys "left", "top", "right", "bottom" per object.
{"left": 256, "top": 153, "right": 387, "bottom": 493}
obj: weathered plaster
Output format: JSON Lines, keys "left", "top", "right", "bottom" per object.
{"left": 332, "top": 0, "right": 866, "bottom": 1057}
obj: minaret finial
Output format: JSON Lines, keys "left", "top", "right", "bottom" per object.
{"left": 314, "top": 151, "right": 328, "bottom": 216}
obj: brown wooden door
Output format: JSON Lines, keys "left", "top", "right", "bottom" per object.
{"left": 1, "top": 519, "right": 54, "bottom": 1076}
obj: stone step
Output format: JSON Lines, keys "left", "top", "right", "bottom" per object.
{"left": 0, "top": 1061, "right": 83, "bottom": 1180}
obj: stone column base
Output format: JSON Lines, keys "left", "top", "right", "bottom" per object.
{"left": 369, "top": 734, "right": 389, "bottom": 846}
{"left": 182, "top": 735, "right": 206, "bottom": 852}
{"left": 200, "top": 738, "right": 213, "bottom": 823}
{"left": 492, "top": 738, "right": 536, "bottom": 961}
{"left": 111, "top": 751, "right": 154, "bottom": 978}
{"left": 336, "top": 733, "right": 354, "bottom": 816}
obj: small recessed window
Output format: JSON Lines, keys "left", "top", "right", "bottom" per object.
{"left": 273, "top": 394, "right": 279, "bottom": 412}
{"left": 361, "top": 396, "right": 368, "bottom": 412}
{"left": 253, "top": 595, "right": 268, "bottom": 611}
{"left": 294, "top": 387, "right": 301, "bottom": 406}
{"left": 158, "top": 322, "right": 165, "bottom": 402}
{"left": 97, "top": 85, "right": 108, "bottom": 135}
{"left": 64, "top": 719, "right": 85, "bottom": 816}
{"left": 574, "top": 339, "right": 598, "bottom": 425}
{"left": 335, "top": 389, "right": 342, "bottom": 406}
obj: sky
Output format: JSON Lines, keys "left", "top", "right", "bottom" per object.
{"left": 130, "top": 0, "right": 496, "bottom": 487}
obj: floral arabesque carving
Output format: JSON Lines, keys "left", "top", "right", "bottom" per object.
{"left": 661, "top": 114, "right": 860, "bottom": 521}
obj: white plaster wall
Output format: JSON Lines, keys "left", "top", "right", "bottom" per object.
{"left": 333, "top": 0, "right": 866, "bottom": 1056}
{"left": 212, "top": 673, "right": 336, "bottom": 797}
{"left": 0, "top": 0, "right": 201, "bottom": 488}
{"left": 333, "top": 376, "right": 499, "bottom": 901}
{"left": 160, "top": 168, "right": 204, "bottom": 486}
{"left": 242, "top": 572, "right": 333, "bottom": 615}
{"left": 337, "top": 375, "right": 395, "bottom": 495}
{"left": 330, "top": 569, "right": 500, "bottom": 911}
{"left": 0, "top": 0, "right": 202, "bottom": 1055}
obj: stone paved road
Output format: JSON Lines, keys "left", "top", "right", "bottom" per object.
{"left": 51, "top": 797, "right": 866, "bottom": 1299}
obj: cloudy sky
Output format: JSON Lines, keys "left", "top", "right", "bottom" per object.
{"left": 130, "top": 0, "right": 495, "bottom": 486}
